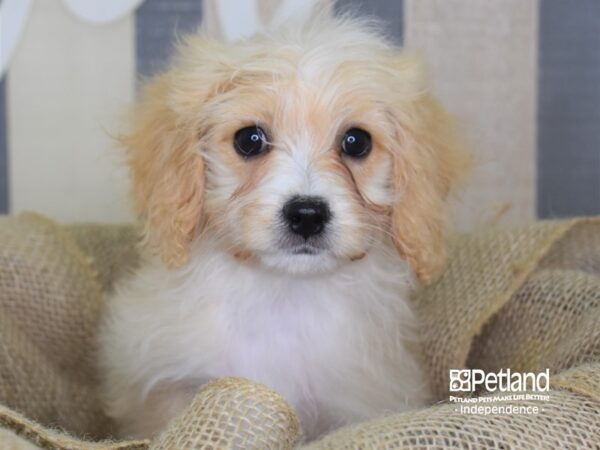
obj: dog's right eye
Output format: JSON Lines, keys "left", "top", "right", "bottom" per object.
{"left": 233, "top": 126, "right": 269, "bottom": 158}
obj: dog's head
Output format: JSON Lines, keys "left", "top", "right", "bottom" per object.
{"left": 123, "top": 18, "right": 469, "bottom": 282}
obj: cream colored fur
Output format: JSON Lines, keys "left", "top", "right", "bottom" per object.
{"left": 99, "top": 11, "right": 468, "bottom": 441}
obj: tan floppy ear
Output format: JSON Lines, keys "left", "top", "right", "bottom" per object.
{"left": 390, "top": 94, "right": 470, "bottom": 284}
{"left": 122, "top": 74, "right": 205, "bottom": 268}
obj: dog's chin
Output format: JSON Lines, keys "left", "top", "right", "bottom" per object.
{"left": 259, "top": 249, "right": 340, "bottom": 276}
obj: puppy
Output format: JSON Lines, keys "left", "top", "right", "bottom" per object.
{"left": 99, "top": 13, "right": 468, "bottom": 441}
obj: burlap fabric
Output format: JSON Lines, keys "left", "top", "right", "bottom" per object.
{"left": 0, "top": 212, "right": 599, "bottom": 449}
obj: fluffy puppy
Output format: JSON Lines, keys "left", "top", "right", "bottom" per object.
{"left": 99, "top": 14, "right": 468, "bottom": 441}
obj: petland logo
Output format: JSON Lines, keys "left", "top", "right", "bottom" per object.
{"left": 449, "top": 368, "right": 550, "bottom": 393}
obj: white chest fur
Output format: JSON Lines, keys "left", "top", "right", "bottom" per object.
{"left": 99, "top": 242, "right": 429, "bottom": 439}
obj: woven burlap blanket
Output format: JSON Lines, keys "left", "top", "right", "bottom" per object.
{"left": 0, "top": 212, "right": 599, "bottom": 449}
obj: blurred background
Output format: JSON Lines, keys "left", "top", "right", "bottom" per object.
{"left": 0, "top": 0, "right": 598, "bottom": 229}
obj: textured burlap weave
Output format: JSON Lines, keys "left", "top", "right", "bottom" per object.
{"left": 0, "top": 212, "right": 599, "bottom": 449}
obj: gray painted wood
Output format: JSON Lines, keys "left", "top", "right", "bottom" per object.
{"left": 135, "top": 0, "right": 203, "bottom": 79}
{"left": 538, "top": 0, "right": 600, "bottom": 217}
{"left": 335, "top": 0, "right": 403, "bottom": 44}
{"left": 0, "top": 77, "right": 7, "bottom": 213}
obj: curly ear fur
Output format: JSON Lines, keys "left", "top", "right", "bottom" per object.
{"left": 122, "top": 75, "right": 205, "bottom": 268}
{"left": 390, "top": 93, "right": 470, "bottom": 284}
{"left": 121, "top": 32, "right": 239, "bottom": 267}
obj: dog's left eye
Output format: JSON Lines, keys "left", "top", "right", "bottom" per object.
{"left": 234, "top": 126, "right": 269, "bottom": 158}
{"left": 341, "top": 128, "right": 372, "bottom": 158}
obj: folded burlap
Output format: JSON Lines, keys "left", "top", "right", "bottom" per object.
{"left": 0, "top": 212, "right": 598, "bottom": 449}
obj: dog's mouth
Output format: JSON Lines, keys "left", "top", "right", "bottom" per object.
{"left": 277, "top": 231, "right": 330, "bottom": 256}
{"left": 259, "top": 237, "right": 340, "bottom": 275}
{"left": 291, "top": 244, "right": 323, "bottom": 255}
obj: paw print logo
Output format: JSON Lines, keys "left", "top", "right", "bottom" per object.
{"left": 449, "top": 369, "right": 472, "bottom": 392}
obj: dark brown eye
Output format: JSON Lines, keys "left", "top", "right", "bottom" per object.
{"left": 234, "top": 126, "right": 269, "bottom": 158}
{"left": 341, "top": 128, "right": 372, "bottom": 158}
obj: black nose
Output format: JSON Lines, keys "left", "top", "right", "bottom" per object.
{"left": 282, "top": 196, "right": 331, "bottom": 239}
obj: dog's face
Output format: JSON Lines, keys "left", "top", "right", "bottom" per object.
{"left": 124, "top": 21, "right": 468, "bottom": 282}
